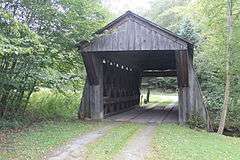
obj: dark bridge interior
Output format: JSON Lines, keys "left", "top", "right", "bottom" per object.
{"left": 95, "top": 50, "right": 178, "bottom": 119}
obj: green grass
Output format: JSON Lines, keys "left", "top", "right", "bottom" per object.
{"left": 150, "top": 124, "right": 240, "bottom": 160}
{"left": 0, "top": 120, "right": 99, "bottom": 160}
{"left": 85, "top": 123, "right": 143, "bottom": 160}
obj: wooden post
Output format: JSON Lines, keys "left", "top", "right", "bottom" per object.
{"left": 78, "top": 79, "right": 91, "bottom": 119}
{"left": 175, "top": 50, "right": 189, "bottom": 123}
{"left": 90, "top": 55, "right": 103, "bottom": 120}
{"left": 81, "top": 53, "right": 104, "bottom": 120}
{"left": 146, "top": 88, "right": 150, "bottom": 103}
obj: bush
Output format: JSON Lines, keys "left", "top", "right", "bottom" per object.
{"left": 187, "top": 114, "right": 206, "bottom": 129}
{"left": 0, "top": 114, "right": 33, "bottom": 130}
{"left": 0, "top": 90, "right": 82, "bottom": 130}
{"left": 27, "top": 90, "right": 81, "bottom": 120}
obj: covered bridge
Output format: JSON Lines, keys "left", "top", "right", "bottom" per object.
{"left": 77, "top": 11, "right": 210, "bottom": 128}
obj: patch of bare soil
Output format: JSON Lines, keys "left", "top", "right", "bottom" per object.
{"left": 114, "top": 125, "right": 156, "bottom": 160}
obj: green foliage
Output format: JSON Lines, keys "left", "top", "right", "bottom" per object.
{"left": 1, "top": 0, "right": 108, "bottom": 81}
{"left": 142, "top": 77, "right": 178, "bottom": 92}
{"left": 0, "top": 117, "right": 31, "bottom": 130}
{"left": 28, "top": 90, "right": 81, "bottom": 120}
{"left": 146, "top": 0, "right": 193, "bottom": 32}
{"left": 0, "top": 0, "right": 109, "bottom": 121}
{"left": 0, "top": 8, "right": 47, "bottom": 119}
{"left": 177, "top": 18, "right": 200, "bottom": 45}
{"left": 187, "top": 114, "right": 206, "bottom": 129}
{"left": 194, "top": 0, "right": 240, "bottom": 130}
{"left": 0, "top": 90, "right": 81, "bottom": 129}
{"left": 140, "top": 90, "right": 178, "bottom": 107}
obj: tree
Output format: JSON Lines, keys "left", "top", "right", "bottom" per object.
{"left": 0, "top": 9, "right": 46, "bottom": 118}
{"left": 146, "top": 0, "right": 192, "bottom": 32}
{"left": 1, "top": 0, "right": 109, "bottom": 91}
{"left": 177, "top": 18, "right": 200, "bottom": 45}
{"left": 0, "top": 0, "right": 109, "bottom": 119}
{"left": 217, "top": 0, "right": 233, "bottom": 134}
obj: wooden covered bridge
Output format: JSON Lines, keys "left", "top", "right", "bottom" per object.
{"left": 77, "top": 11, "right": 210, "bottom": 127}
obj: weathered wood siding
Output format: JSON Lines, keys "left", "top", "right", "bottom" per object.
{"left": 175, "top": 51, "right": 189, "bottom": 87}
{"left": 79, "top": 55, "right": 104, "bottom": 120}
{"left": 188, "top": 62, "right": 211, "bottom": 130}
{"left": 82, "top": 16, "right": 188, "bottom": 52}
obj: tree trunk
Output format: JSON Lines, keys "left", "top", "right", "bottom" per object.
{"left": 217, "top": 0, "right": 233, "bottom": 134}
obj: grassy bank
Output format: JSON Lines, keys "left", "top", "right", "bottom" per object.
{"left": 0, "top": 121, "right": 99, "bottom": 160}
{"left": 150, "top": 124, "right": 240, "bottom": 160}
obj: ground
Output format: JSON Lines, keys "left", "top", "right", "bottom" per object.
{"left": 1, "top": 119, "right": 240, "bottom": 160}
{"left": 1, "top": 121, "right": 240, "bottom": 160}
{"left": 1, "top": 94, "right": 240, "bottom": 160}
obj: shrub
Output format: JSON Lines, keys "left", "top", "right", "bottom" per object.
{"left": 27, "top": 90, "right": 81, "bottom": 120}
{"left": 187, "top": 113, "right": 206, "bottom": 129}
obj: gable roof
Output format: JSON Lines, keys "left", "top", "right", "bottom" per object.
{"left": 96, "top": 11, "right": 193, "bottom": 45}
{"left": 79, "top": 11, "right": 193, "bottom": 52}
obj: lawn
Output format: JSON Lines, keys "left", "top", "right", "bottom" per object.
{"left": 0, "top": 120, "right": 100, "bottom": 160}
{"left": 149, "top": 124, "right": 240, "bottom": 160}
{"left": 85, "top": 123, "right": 143, "bottom": 160}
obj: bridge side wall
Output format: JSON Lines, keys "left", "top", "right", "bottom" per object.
{"left": 79, "top": 54, "right": 141, "bottom": 120}
{"left": 103, "top": 62, "right": 141, "bottom": 116}
{"left": 176, "top": 50, "right": 210, "bottom": 129}
{"left": 188, "top": 61, "right": 211, "bottom": 129}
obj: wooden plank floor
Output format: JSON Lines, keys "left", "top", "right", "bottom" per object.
{"left": 106, "top": 104, "right": 178, "bottom": 124}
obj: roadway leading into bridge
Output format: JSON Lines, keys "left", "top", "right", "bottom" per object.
{"left": 106, "top": 104, "right": 178, "bottom": 124}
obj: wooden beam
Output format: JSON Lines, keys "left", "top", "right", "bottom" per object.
{"left": 175, "top": 50, "right": 189, "bottom": 123}
{"left": 142, "top": 70, "right": 177, "bottom": 77}
{"left": 78, "top": 79, "right": 91, "bottom": 119}
{"left": 175, "top": 50, "right": 189, "bottom": 87}
{"left": 82, "top": 52, "right": 100, "bottom": 85}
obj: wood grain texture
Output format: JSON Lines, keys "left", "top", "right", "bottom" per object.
{"left": 81, "top": 14, "right": 189, "bottom": 52}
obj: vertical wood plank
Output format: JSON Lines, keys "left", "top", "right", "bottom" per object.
{"left": 135, "top": 22, "right": 141, "bottom": 50}
{"left": 128, "top": 19, "right": 135, "bottom": 50}
{"left": 152, "top": 31, "right": 158, "bottom": 50}
{"left": 90, "top": 55, "right": 104, "bottom": 120}
{"left": 112, "top": 31, "right": 118, "bottom": 50}
{"left": 176, "top": 50, "right": 189, "bottom": 123}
